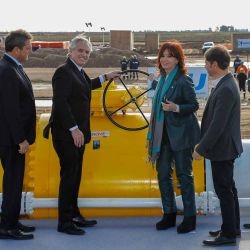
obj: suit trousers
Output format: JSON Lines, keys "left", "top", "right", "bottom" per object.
{"left": 52, "top": 139, "right": 85, "bottom": 223}
{"left": 156, "top": 137, "right": 196, "bottom": 216}
{"left": 0, "top": 146, "right": 25, "bottom": 229}
{"left": 211, "top": 160, "right": 240, "bottom": 238}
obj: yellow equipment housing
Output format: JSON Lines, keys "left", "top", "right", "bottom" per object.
{"left": 0, "top": 80, "right": 204, "bottom": 218}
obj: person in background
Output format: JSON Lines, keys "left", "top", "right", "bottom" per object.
{"left": 0, "top": 29, "right": 36, "bottom": 240}
{"left": 236, "top": 68, "right": 247, "bottom": 99}
{"left": 128, "top": 55, "right": 134, "bottom": 79}
{"left": 193, "top": 45, "right": 243, "bottom": 246}
{"left": 132, "top": 55, "right": 140, "bottom": 80}
{"left": 233, "top": 55, "right": 242, "bottom": 73}
{"left": 248, "top": 69, "right": 250, "bottom": 100}
{"left": 236, "top": 61, "right": 248, "bottom": 76}
{"left": 120, "top": 56, "right": 128, "bottom": 79}
{"left": 43, "top": 35, "right": 120, "bottom": 235}
{"left": 147, "top": 41, "right": 200, "bottom": 234}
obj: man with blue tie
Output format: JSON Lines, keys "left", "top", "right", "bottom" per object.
{"left": 0, "top": 29, "right": 36, "bottom": 240}
{"left": 44, "top": 35, "right": 120, "bottom": 235}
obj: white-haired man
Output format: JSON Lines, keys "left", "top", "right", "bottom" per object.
{"left": 44, "top": 36, "right": 120, "bottom": 235}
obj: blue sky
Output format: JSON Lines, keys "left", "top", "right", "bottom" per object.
{"left": 1, "top": 0, "right": 250, "bottom": 32}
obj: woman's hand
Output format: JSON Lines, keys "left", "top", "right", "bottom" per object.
{"left": 161, "top": 100, "right": 178, "bottom": 112}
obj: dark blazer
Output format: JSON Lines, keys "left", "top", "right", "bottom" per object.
{"left": 163, "top": 72, "right": 200, "bottom": 151}
{"left": 0, "top": 54, "right": 36, "bottom": 146}
{"left": 50, "top": 58, "right": 102, "bottom": 143}
{"left": 196, "top": 73, "right": 243, "bottom": 161}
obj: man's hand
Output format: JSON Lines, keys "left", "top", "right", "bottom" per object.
{"left": 71, "top": 128, "right": 84, "bottom": 147}
{"left": 161, "top": 100, "right": 178, "bottom": 112}
{"left": 106, "top": 71, "right": 121, "bottom": 80}
{"left": 18, "top": 140, "right": 30, "bottom": 154}
{"left": 193, "top": 150, "right": 202, "bottom": 161}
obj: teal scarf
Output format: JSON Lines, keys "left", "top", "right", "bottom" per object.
{"left": 147, "top": 66, "right": 178, "bottom": 165}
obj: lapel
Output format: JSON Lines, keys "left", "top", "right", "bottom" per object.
{"left": 164, "top": 71, "right": 181, "bottom": 100}
{"left": 203, "top": 73, "right": 232, "bottom": 114}
{"left": 212, "top": 73, "right": 232, "bottom": 94}
{"left": 3, "top": 55, "right": 34, "bottom": 98}
{"left": 66, "top": 58, "right": 91, "bottom": 91}
{"left": 17, "top": 66, "right": 34, "bottom": 94}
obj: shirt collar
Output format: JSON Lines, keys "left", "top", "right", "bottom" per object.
{"left": 69, "top": 58, "right": 82, "bottom": 72}
{"left": 212, "top": 74, "right": 226, "bottom": 89}
{"left": 5, "top": 53, "right": 22, "bottom": 67}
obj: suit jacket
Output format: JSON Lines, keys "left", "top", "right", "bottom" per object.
{"left": 0, "top": 54, "right": 36, "bottom": 146}
{"left": 163, "top": 72, "right": 200, "bottom": 151}
{"left": 50, "top": 58, "right": 102, "bottom": 144}
{"left": 196, "top": 73, "right": 243, "bottom": 161}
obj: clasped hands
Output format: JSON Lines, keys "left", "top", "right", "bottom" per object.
{"left": 193, "top": 150, "right": 202, "bottom": 161}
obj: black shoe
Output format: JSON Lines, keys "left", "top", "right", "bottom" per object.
{"left": 244, "top": 223, "right": 250, "bottom": 229}
{"left": 72, "top": 215, "right": 97, "bottom": 227}
{"left": 17, "top": 222, "right": 36, "bottom": 233}
{"left": 0, "top": 228, "right": 34, "bottom": 240}
{"left": 209, "top": 229, "right": 241, "bottom": 238}
{"left": 203, "top": 234, "right": 236, "bottom": 246}
{"left": 156, "top": 213, "right": 176, "bottom": 230}
{"left": 57, "top": 222, "right": 85, "bottom": 235}
{"left": 177, "top": 216, "right": 196, "bottom": 234}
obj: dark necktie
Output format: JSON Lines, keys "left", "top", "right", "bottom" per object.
{"left": 18, "top": 65, "right": 34, "bottom": 96}
{"left": 18, "top": 64, "right": 29, "bottom": 80}
{"left": 80, "top": 68, "right": 87, "bottom": 82}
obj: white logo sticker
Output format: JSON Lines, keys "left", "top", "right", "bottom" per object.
{"left": 91, "top": 131, "right": 110, "bottom": 137}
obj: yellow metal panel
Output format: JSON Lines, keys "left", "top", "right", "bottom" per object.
{"left": 28, "top": 112, "right": 204, "bottom": 218}
{"left": 0, "top": 85, "right": 204, "bottom": 218}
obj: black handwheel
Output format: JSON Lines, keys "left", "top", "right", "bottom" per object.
{"left": 102, "top": 69, "right": 156, "bottom": 131}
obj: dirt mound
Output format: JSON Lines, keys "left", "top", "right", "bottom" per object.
{"left": 23, "top": 47, "right": 155, "bottom": 68}
{"left": 24, "top": 57, "right": 45, "bottom": 67}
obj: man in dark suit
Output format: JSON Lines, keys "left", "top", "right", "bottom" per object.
{"left": 193, "top": 45, "right": 243, "bottom": 246}
{"left": 45, "top": 36, "right": 120, "bottom": 235}
{"left": 0, "top": 29, "right": 36, "bottom": 240}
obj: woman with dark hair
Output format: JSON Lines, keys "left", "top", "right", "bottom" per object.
{"left": 147, "top": 41, "right": 200, "bottom": 234}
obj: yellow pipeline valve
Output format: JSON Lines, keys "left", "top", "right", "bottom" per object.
{"left": 121, "top": 86, "right": 146, "bottom": 111}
